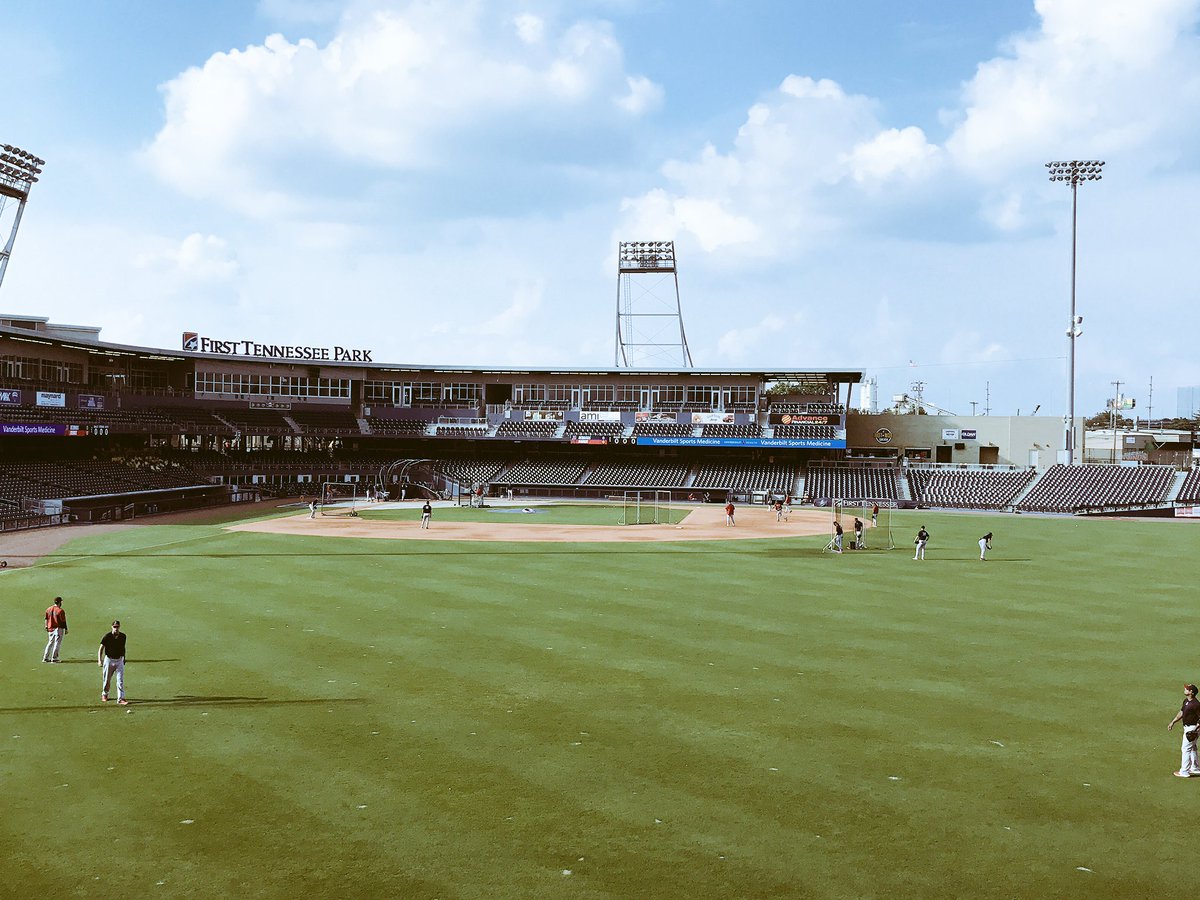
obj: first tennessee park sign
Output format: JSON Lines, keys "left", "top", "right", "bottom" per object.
{"left": 183, "top": 332, "right": 372, "bottom": 362}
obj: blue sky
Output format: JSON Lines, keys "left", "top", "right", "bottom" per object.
{"left": 2, "top": 0, "right": 1198, "bottom": 418}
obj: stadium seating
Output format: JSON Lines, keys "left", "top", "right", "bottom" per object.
{"left": 691, "top": 461, "right": 796, "bottom": 493}
{"left": 365, "top": 416, "right": 429, "bottom": 436}
{"left": 494, "top": 420, "right": 559, "bottom": 437}
{"left": 584, "top": 460, "right": 691, "bottom": 488}
{"left": 805, "top": 466, "right": 898, "bottom": 501}
{"left": 772, "top": 423, "right": 837, "bottom": 440}
{"left": 564, "top": 420, "right": 626, "bottom": 438}
{"left": 631, "top": 422, "right": 691, "bottom": 437}
{"left": 906, "top": 467, "right": 1036, "bottom": 510}
{"left": 1178, "top": 468, "right": 1200, "bottom": 503}
{"left": 700, "top": 423, "right": 761, "bottom": 438}
{"left": 1016, "top": 464, "right": 1176, "bottom": 513}
{"left": 493, "top": 458, "right": 588, "bottom": 486}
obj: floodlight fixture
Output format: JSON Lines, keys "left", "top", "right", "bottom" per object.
{"left": 0, "top": 141, "right": 45, "bottom": 291}
{"left": 615, "top": 240, "right": 694, "bottom": 368}
{"left": 1045, "top": 159, "right": 1104, "bottom": 464}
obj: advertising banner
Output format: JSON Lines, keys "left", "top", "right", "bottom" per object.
{"left": 636, "top": 435, "right": 846, "bottom": 450}
{"left": 942, "top": 429, "right": 959, "bottom": 440}
{"left": 579, "top": 410, "right": 622, "bottom": 423}
{"left": 526, "top": 410, "right": 564, "bottom": 422}
{"left": 771, "top": 413, "right": 841, "bottom": 425}
{"left": 690, "top": 412, "right": 735, "bottom": 424}
{"left": 36, "top": 391, "right": 66, "bottom": 408}
{"left": 635, "top": 411, "right": 679, "bottom": 423}
{"left": 78, "top": 394, "right": 106, "bottom": 410}
{"left": 0, "top": 423, "right": 89, "bottom": 436}
{"left": 0, "top": 388, "right": 22, "bottom": 405}
{"left": 960, "top": 429, "right": 977, "bottom": 440}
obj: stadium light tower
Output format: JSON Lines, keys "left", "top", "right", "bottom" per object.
{"left": 615, "top": 241, "right": 693, "bottom": 368}
{"left": 0, "top": 143, "right": 45, "bottom": 291}
{"left": 1046, "top": 159, "right": 1104, "bottom": 465}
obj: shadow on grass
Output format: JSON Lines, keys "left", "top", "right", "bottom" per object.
{"left": 0, "top": 696, "right": 365, "bottom": 713}
{"left": 44, "top": 658, "right": 180, "bottom": 665}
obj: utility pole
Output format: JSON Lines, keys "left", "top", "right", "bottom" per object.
{"left": 985, "top": 381, "right": 991, "bottom": 416}
{"left": 970, "top": 401, "right": 978, "bottom": 416}
{"left": 1147, "top": 375, "right": 1154, "bottom": 427}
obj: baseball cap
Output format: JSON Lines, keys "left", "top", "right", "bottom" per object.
{"left": 112, "top": 620, "right": 120, "bottom": 626}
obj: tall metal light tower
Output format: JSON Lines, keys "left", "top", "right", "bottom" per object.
{"left": 0, "top": 143, "right": 45, "bottom": 291}
{"left": 615, "top": 241, "right": 693, "bottom": 368}
{"left": 1046, "top": 159, "right": 1104, "bottom": 465}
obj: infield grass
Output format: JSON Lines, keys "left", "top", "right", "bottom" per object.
{"left": 1, "top": 508, "right": 1196, "bottom": 898}
{"left": 358, "top": 501, "right": 689, "bottom": 526}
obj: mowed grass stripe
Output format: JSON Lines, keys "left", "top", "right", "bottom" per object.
{"left": 3, "top": 510, "right": 1200, "bottom": 897}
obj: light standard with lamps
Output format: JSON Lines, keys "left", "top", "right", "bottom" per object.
{"left": 1046, "top": 159, "right": 1104, "bottom": 465}
{"left": 0, "top": 143, "right": 45, "bottom": 291}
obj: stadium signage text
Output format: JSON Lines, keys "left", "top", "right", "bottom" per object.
{"left": 183, "top": 332, "right": 373, "bottom": 362}
{"left": 0, "top": 389, "right": 21, "bottom": 405}
{"left": 0, "top": 422, "right": 92, "bottom": 436}
{"left": 636, "top": 435, "right": 846, "bottom": 450}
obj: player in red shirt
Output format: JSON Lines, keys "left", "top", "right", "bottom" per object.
{"left": 43, "top": 597, "right": 68, "bottom": 663}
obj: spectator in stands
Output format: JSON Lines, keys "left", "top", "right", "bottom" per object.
{"left": 421, "top": 500, "right": 432, "bottom": 529}
{"left": 1168, "top": 683, "right": 1200, "bottom": 777}
{"left": 854, "top": 518, "right": 865, "bottom": 550}
{"left": 979, "top": 532, "right": 993, "bottom": 561}
{"left": 724, "top": 499, "right": 736, "bottom": 526}
{"left": 43, "top": 596, "right": 68, "bottom": 663}
{"left": 833, "top": 520, "right": 844, "bottom": 553}
{"left": 913, "top": 525, "right": 930, "bottom": 560}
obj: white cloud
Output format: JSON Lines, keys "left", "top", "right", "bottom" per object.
{"left": 144, "top": 2, "right": 662, "bottom": 214}
{"left": 945, "top": 0, "right": 1200, "bottom": 177}
{"left": 136, "top": 233, "right": 240, "bottom": 282}
{"left": 480, "top": 280, "right": 544, "bottom": 336}
{"left": 513, "top": 13, "right": 544, "bottom": 45}
{"left": 619, "top": 75, "right": 915, "bottom": 256}
{"left": 617, "top": 75, "right": 664, "bottom": 114}
{"left": 843, "top": 126, "right": 940, "bottom": 185}
{"left": 716, "top": 313, "right": 796, "bottom": 360}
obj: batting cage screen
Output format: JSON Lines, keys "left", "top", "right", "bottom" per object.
{"left": 619, "top": 490, "right": 670, "bottom": 525}
{"left": 828, "top": 500, "right": 895, "bottom": 551}
{"left": 319, "top": 482, "right": 360, "bottom": 517}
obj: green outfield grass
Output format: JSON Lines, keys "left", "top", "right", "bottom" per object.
{"left": 358, "top": 501, "right": 689, "bottom": 526}
{"left": 1, "top": 508, "right": 1196, "bottom": 898}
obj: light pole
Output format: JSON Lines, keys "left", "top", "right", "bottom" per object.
{"left": 0, "top": 143, "right": 45, "bottom": 291}
{"left": 1046, "top": 160, "right": 1104, "bottom": 465}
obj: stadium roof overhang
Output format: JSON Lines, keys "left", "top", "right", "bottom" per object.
{"left": 0, "top": 323, "right": 862, "bottom": 384}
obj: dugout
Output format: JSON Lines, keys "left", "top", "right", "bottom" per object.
{"left": 48, "top": 484, "right": 240, "bottom": 523}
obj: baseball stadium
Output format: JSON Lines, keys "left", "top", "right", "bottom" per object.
{"left": 2, "top": 278, "right": 1199, "bottom": 898}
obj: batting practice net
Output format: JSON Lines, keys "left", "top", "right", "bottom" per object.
{"left": 618, "top": 490, "right": 671, "bottom": 525}
{"left": 319, "top": 482, "right": 360, "bottom": 517}
{"left": 829, "top": 500, "right": 895, "bottom": 550}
